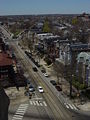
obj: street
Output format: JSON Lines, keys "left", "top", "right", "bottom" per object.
{"left": 1, "top": 26, "right": 90, "bottom": 120}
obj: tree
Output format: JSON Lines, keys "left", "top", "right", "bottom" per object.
{"left": 53, "top": 61, "right": 64, "bottom": 84}
{"left": 43, "top": 20, "right": 50, "bottom": 33}
{"left": 27, "top": 38, "right": 33, "bottom": 53}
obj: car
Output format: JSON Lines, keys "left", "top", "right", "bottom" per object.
{"left": 41, "top": 69, "right": 46, "bottom": 73}
{"left": 55, "top": 85, "right": 62, "bottom": 91}
{"left": 32, "top": 67, "right": 38, "bottom": 72}
{"left": 29, "top": 85, "right": 35, "bottom": 92}
{"left": 38, "top": 86, "right": 44, "bottom": 93}
{"left": 26, "top": 79, "right": 30, "bottom": 84}
{"left": 43, "top": 73, "right": 49, "bottom": 77}
{"left": 50, "top": 80, "right": 57, "bottom": 86}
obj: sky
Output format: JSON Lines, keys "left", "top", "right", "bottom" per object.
{"left": 0, "top": 0, "right": 90, "bottom": 15}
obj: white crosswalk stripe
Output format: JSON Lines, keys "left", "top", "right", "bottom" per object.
{"left": 43, "top": 101, "right": 47, "bottom": 107}
{"left": 29, "top": 100, "right": 47, "bottom": 107}
{"left": 12, "top": 104, "right": 29, "bottom": 120}
{"left": 35, "top": 101, "right": 40, "bottom": 106}
{"left": 64, "top": 103, "right": 78, "bottom": 110}
{"left": 71, "top": 104, "right": 78, "bottom": 110}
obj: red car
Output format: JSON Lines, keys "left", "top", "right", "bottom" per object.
{"left": 55, "top": 85, "right": 62, "bottom": 91}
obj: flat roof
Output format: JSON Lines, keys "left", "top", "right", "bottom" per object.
{"left": 0, "top": 52, "right": 13, "bottom": 66}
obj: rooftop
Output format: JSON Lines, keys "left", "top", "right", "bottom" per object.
{"left": 0, "top": 52, "right": 13, "bottom": 66}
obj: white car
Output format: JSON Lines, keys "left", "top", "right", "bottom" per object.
{"left": 43, "top": 73, "right": 49, "bottom": 77}
{"left": 38, "top": 86, "right": 44, "bottom": 93}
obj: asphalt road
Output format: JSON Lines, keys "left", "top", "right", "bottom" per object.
{"left": 1, "top": 26, "right": 90, "bottom": 120}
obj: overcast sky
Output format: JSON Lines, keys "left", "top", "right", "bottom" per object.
{"left": 0, "top": 0, "right": 90, "bottom": 15}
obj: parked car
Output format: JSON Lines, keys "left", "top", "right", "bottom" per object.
{"left": 55, "top": 85, "right": 62, "bottom": 91}
{"left": 50, "top": 80, "right": 57, "bottom": 86}
{"left": 38, "top": 86, "right": 44, "bottom": 93}
{"left": 32, "top": 67, "right": 38, "bottom": 72}
{"left": 43, "top": 73, "right": 49, "bottom": 77}
{"left": 26, "top": 79, "right": 30, "bottom": 84}
{"left": 41, "top": 69, "right": 46, "bottom": 73}
{"left": 29, "top": 85, "right": 35, "bottom": 92}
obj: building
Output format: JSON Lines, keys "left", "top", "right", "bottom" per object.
{"left": 77, "top": 52, "right": 90, "bottom": 86}
{"left": 0, "top": 52, "right": 14, "bottom": 80}
{"left": 0, "top": 37, "right": 6, "bottom": 51}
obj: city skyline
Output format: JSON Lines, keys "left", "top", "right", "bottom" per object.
{"left": 0, "top": 0, "right": 90, "bottom": 15}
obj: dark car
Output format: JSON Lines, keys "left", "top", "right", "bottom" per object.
{"left": 41, "top": 69, "right": 46, "bottom": 73}
{"left": 55, "top": 85, "right": 62, "bottom": 91}
{"left": 26, "top": 79, "right": 30, "bottom": 84}
{"left": 50, "top": 80, "right": 57, "bottom": 86}
{"left": 25, "top": 51, "right": 28, "bottom": 55}
{"left": 32, "top": 67, "right": 38, "bottom": 72}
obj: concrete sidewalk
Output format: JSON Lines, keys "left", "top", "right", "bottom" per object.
{"left": 5, "top": 87, "right": 28, "bottom": 105}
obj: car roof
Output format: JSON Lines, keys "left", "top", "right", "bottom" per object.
{"left": 50, "top": 80, "right": 56, "bottom": 82}
{"left": 29, "top": 85, "right": 34, "bottom": 87}
{"left": 38, "top": 86, "right": 42, "bottom": 88}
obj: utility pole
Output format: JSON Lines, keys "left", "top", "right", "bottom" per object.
{"left": 69, "top": 44, "right": 73, "bottom": 98}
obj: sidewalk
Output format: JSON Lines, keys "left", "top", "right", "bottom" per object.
{"left": 39, "top": 58, "right": 90, "bottom": 112}
{"left": 5, "top": 87, "right": 28, "bottom": 105}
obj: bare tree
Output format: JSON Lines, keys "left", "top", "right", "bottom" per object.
{"left": 53, "top": 61, "right": 64, "bottom": 84}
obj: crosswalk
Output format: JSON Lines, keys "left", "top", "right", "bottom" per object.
{"left": 12, "top": 104, "right": 29, "bottom": 120}
{"left": 29, "top": 100, "right": 47, "bottom": 107}
{"left": 64, "top": 103, "right": 78, "bottom": 110}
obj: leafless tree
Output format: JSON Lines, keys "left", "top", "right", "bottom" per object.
{"left": 53, "top": 61, "right": 65, "bottom": 84}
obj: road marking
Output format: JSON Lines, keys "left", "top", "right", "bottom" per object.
{"left": 64, "top": 103, "right": 69, "bottom": 109}
{"left": 12, "top": 116, "right": 23, "bottom": 120}
{"left": 64, "top": 103, "right": 78, "bottom": 110}
{"left": 12, "top": 104, "right": 29, "bottom": 120}
{"left": 32, "top": 97, "right": 43, "bottom": 100}
{"left": 68, "top": 104, "right": 74, "bottom": 109}
{"left": 19, "top": 104, "right": 28, "bottom": 107}
{"left": 13, "top": 115, "right": 23, "bottom": 118}
{"left": 15, "top": 112, "right": 25, "bottom": 116}
{"left": 29, "top": 101, "right": 33, "bottom": 105}
{"left": 29, "top": 100, "right": 47, "bottom": 107}
{"left": 71, "top": 104, "right": 78, "bottom": 110}
{"left": 39, "top": 102, "right": 43, "bottom": 106}
{"left": 35, "top": 101, "right": 40, "bottom": 106}
{"left": 43, "top": 101, "right": 47, "bottom": 106}
{"left": 33, "top": 101, "right": 36, "bottom": 105}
